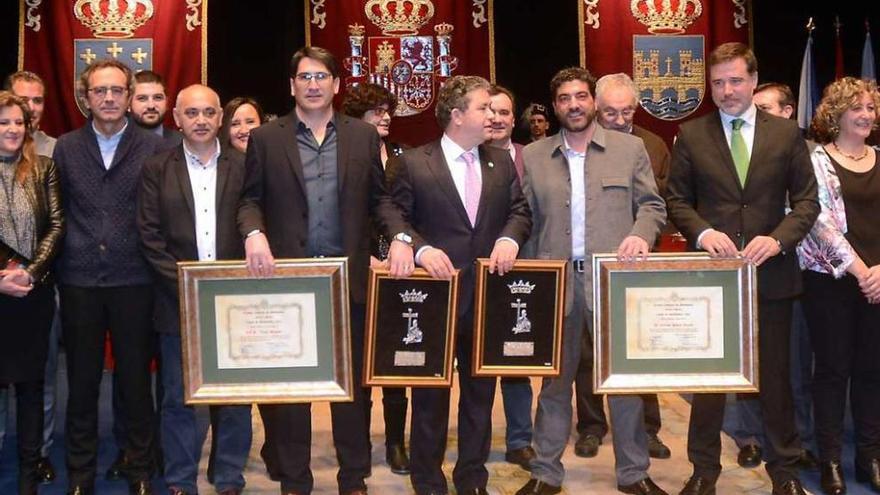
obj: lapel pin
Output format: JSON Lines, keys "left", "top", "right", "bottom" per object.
{"left": 488, "top": 161, "right": 494, "bottom": 169}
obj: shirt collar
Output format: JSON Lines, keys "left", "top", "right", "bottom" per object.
{"left": 441, "top": 133, "right": 478, "bottom": 161}
{"left": 91, "top": 119, "right": 128, "bottom": 140}
{"left": 182, "top": 138, "right": 221, "bottom": 167}
{"left": 719, "top": 103, "right": 757, "bottom": 129}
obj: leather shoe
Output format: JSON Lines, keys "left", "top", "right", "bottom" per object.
{"left": 168, "top": 488, "right": 193, "bottom": 495}
{"left": 129, "top": 480, "right": 151, "bottom": 495}
{"left": 516, "top": 479, "right": 562, "bottom": 495}
{"left": 737, "top": 444, "right": 763, "bottom": 468}
{"left": 458, "top": 489, "right": 489, "bottom": 495}
{"left": 340, "top": 490, "right": 368, "bottom": 495}
{"left": 105, "top": 452, "right": 128, "bottom": 481}
{"left": 678, "top": 476, "right": 715, "bottom": 495}
{"left": 67, "top": 486, "right": 94, "bottom": 495}
{"left": 772, "top": 479, "right": 807, "bottom": 495}
{"left": 386, "top": 443, "right": 410, "bottom": 475}
{"left": 36, "top": 456, "right": 56, "bottom": 483}
{"left": 819, "top": 461, "right": 846, "bottom": 495}
{"left": 619, "top": 477, "right": 669, "bottom": 495}
{"left": 574, "top": 433, "right": 602, "bottom": 458}
{"left": 647, "top": 434, "right": 672, "bottom": 459}
{"left": 217, "top": 489, "right": 242, "bottom": 495}
{"left": 856, "top": 458, "right": 880, "bottom": 493}
{"left": 796, "top": 449, "right": 819, "bottom": 471}
{"left": 506, "top": 446, "right": 537, "bottom": 471}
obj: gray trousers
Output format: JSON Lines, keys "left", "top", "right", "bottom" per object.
{"left": 531, "top": 270, "right": 650, "bottom": 486}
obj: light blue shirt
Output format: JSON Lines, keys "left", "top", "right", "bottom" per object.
{"left": 92, "top": 121, "right": 128, "bottom": 170}
{"left": 562, "top": 130, "right": 586, "bottom": 259}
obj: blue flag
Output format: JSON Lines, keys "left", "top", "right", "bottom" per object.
{"left": 798, "top": 34, "right": 819, "bottom": 131}
{"left": 863, "top": 31, "right": 876, "bottom": 81}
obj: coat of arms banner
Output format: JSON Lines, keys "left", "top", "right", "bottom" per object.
{"left": 306, "top": 0, "right": 495, "bottom": 146}
{"left": 18, "top": 0, "right": 208, "bottom": 137}
{"left": 580, "top": 0, "right": 751, "bottom": 145}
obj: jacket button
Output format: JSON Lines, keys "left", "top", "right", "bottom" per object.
{"left": 742, "top": 204, "right": 748, "bottom": 209}
{"left": 735, "top": 231, "right": 742, "bottom": 237}
{"left": 565, "top": 229, "right": 571, "bottom": 235}
{"left": 564, "top": 201, "right": 570, "bottom": 207}
{"left": 99, "top": 244, "right": 106, "bottom": 251}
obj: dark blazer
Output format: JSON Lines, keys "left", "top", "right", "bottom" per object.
{"left": 666, "top": 110, "right": 819, "bottom": 299}
{"left": 387, "top": 140, "right": 531, "bottom": 316}
{"left": 237, "top": 111, "right": 401, "bottom": 304}
{"left": 137, "top": 145, "right": 246, "bottom": 333}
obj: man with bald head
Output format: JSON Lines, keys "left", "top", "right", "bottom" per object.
{"left": 138, "top": 84, "right": 252, "bottom": 495}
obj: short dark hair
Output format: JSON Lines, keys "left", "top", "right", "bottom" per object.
{"left": 708, "top": 42, "right": 758, "bottom": 75}
{"left": 77, "top": 58, "right": 134, "bottom": 96}
{"left": 755, "top": 82, "right": 796, "bottom": 112}
{"left": 341, "top": 83, "right": 397, "bottom": 119}
{"left": 435, "top": 75, "right": 491, "bottom": 130}
{"left": 289, "top": 46, "right": 339, "bottom": 79}
{"left": 134, "top": 69, "right": 165, "bottom": 90}
{"left": 221, "top": 96, "right": 266, "bottom": 147}
{"left": 3, "top": 70, "right": 45, "bottom": 92}
{"left": 489, "top": 84, "right": 516, "bottom": 111}
{"left": 549, "top": 67, "right": 596, "bottom": 100}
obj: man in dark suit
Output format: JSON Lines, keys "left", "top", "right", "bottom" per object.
{"left": 384, "top": 75, "right": 531, "bottom": 495}
{"left": 237, "top": 46, "right": 410, "bottom": 495}
{"left": 666, "top": 42, "right": 819, "bottom": 495}
{"left": 53, "top": 59, "right": 161, "bottom": 495}
{"left": 137, "top": 84, "right": 251, "bottom": 495}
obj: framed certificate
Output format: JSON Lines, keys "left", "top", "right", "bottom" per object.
{"left": 593, "top": 253, "right": 758, "bottom": 394}
{"left": 178, "top": 258, "right": 353, "bottom": 404}
{"left": 363, "top": 268, "right": 459, "bottom": 387}
{"left": 472, "top": 259, "right": 566, "bottom": 377}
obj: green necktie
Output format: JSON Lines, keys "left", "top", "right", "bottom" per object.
{"left": 730, "top": 118, "right": 749, "bottom": 185}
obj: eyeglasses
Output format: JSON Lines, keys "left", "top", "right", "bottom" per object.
{"left": 295, "top": 72, "right": 332, "bottom": 83}
{"left": 88, "top": 86, "right": 128, "bottom": 98}
{"left": 600, "top": 108, "right": 636, "bottom": 119}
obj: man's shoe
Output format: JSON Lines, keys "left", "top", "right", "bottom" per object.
{"left": 618, "top": 477, "right": 669, "bottom": 495}
{"left": 67, "top": 487, "right": 94, "bottom": 495}
{"left": 796, "top": 449, "right": 819, "bottom": 471}
{"left": 856, "top": 458, "right": 880, "bottom": 493}
{"left": 36, "top": 456, "right": 56, "bottom": 483}
{"left": 647, "top": 434, "right": 672, "bottom": 459}
{"left": 459, "top": 489, "right": 489, "bottom": 495}
{"left": 772, "top": 479, "right": 807, "bottom": 495}
{"left": 574, "top": 433, "right": 602, "bottom": 458}
{"left": 168, "top": 488, "right": 194, "bottom": 495}
{"left": 129, "top": 480, "right": 151, "bottom": 495}
{"left": 506, "top": 446, "right": 537, "bottom": 471}
{"left": 105, "top": 452, "right": 128, "bottom": 481}
{"left": 386, "top": 443, "right": 410, "bottom": 475}
{"left": 217, "top": 490, "right": 242, "bottom": 495}
{"left": 819, "top": 461, "right": 846, "bottom": 495}
{"left": 737, "top": 444, "right": 763, "bottom": 468}
{"left": 516, "top": 479, "right": 562, "bottom": 495}
{"left": 678, "top": 476, "right": 716, "bottom": 495}
{"left": 340, "top": 491, "right": 368, "bottom": 495}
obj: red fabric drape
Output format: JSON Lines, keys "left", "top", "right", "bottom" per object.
{"left": 306, "top": 0, "right": 495, "bottom": 146}
{"left": 580, "top": 0, "right": 751, "bottom": 147}
{"left": 19, "top": 0, "right": 207, "bottom": 138}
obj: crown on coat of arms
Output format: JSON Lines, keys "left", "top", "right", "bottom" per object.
{"left": 364, "top": 0, "right": 435, "bottom": 36}
{"left": 630, "top": 0, "right": 702, "bottom": 35}
{"left": 73, "top": 0, "right": 155, "bottom": 39}
{"left": 434, "top": 23, "right": 454, "bottom": 36}
{"left": 400, "top": 289, "right": 429, "bottom": 303}
{"left": 507, "top": 280, "right": 536, "bottom": 295}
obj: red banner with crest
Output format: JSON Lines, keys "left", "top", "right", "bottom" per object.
{"left": 306, "top": 0, "right": 495, "bottom": 146}
{"left": 580, "top": 0, "right": 751, "bottom": 146}
{"left": 18, "top": 0, "right": 207, "bottom": 138}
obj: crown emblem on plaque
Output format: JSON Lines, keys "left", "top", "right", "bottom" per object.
{"left": 507, "top": 280, "right": 536, "bottom": 295}
{"left": 630, "top": 0, "right": 702, "bottom": 34}
{"left": 74, "top": 0, "right": 155, "bottom": 39}
{"left": 400, "top": 289, "right": 429, "bottom": 303}
{"left": 365, "top": 0, "right": 435, "bottom": 36}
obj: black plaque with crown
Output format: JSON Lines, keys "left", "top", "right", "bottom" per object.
{"left": 472, "top": 259, "right": 566, "bottom": 376}
{"left": 363, "top": 268, "right": 459, "bottom": 387}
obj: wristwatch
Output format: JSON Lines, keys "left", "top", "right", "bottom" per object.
{"left": 393, "top": 232, "right": 413, "bottom": 246}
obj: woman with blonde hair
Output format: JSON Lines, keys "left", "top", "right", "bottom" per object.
{"left": 798, "top": 77, "right": 880, "bottom": 495}
{"left": 0, "top": 91, "right": 64, "bottom": 494}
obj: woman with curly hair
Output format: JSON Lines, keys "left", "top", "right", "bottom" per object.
{"left": 798, "top": 77, "right": 880, "bottom": 495}
{"left": 0, "top": 91, "right": 64, "bottom": 495}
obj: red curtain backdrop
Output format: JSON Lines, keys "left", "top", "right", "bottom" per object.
{"left": 580, "top": 0, "right": 751, "bottom": 146}
{"left": 18, "top": 0, "right": 208, "bottom": 138}
{"left": 306, "top": 0, "right": 495, "bottom": 146}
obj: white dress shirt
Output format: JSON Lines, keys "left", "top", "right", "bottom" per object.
{"left": 440, "top": 133, "right": 482, "bottom": 208}
{"left": 562, "top": 130, "right": 587, "bottom": 259}
{"left": 183, "top": 139, "right": 221, "bottom": 262}
{"left": 92, "top": 121, "right": 128, "bottom": 170}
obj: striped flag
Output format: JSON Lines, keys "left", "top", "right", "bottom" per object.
{"left": 798, "top": 32, "right": 819, "bottom": 131}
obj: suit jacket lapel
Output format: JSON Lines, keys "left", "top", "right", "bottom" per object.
{"left": 425, "top": 142, "right": 472, "bottom": 228}
{"left": 708, "top": 113, "right": 743, "bottom": 192}
{"left": 335, "top": 113, "right": 350, "bottom": 194}
{"left": 279, "top": 114, "right": 307, "bottom": 193}
{"left": 474, "top": 144, "right": 498, "bottom": 229}
{"left": 747, "top": 111, "right": 770, "bottom": 189}
{"left": 173, "top": 147, "right": 196, "bottom": 222}
{"left": 215, "top": 151, "right": 230, "bottom": 212}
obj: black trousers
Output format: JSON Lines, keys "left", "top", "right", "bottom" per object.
{"left": 258, "top": 303, "right": 370, "bottom": 494}
{"left": 60, "top": 285, "right": 156, "bottom": 487}
{"left": 575, "top": 318, "right": 662, "bottom": 437}
{"left": 688, "top": 297, "right": 801, "bottom": 484}
{"left": 803, "top": 271, "right": 880, "bottom": 463}
{"left": 364, "top": 386, "right": 408, "bottom": 448}
{"left": 410, "top": 309, "right": 496, "bottom": 495}
{"left": 3, "top": 381, "right": 44, "bottom": 495}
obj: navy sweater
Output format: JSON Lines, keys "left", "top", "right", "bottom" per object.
{"left": 53, "top": 119, "right": 163, "bottom": 287}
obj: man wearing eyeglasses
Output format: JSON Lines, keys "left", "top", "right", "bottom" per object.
{"left": 53, "top": 59, "right": 163, "bottom": 495}
{"left": 238, "top": 46, "right": 411, "bottom": 495}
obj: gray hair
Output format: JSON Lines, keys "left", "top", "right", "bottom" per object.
{"left": 595, "top": 73, "right": 638, "bottom": 106}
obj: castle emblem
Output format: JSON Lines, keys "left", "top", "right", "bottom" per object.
{"left": 631, "top": 0, "right": 705, "bottom": 120}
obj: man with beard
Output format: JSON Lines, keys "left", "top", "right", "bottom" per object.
{"left": 129, "top": 70, "right": 182, "bottom": 151}
{"left": 516, "top": 67, "right": 666, "bottom": 495}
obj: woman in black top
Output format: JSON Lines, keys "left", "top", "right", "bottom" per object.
{"left": 0, "top": 91, "right": 63, "bottom": 495}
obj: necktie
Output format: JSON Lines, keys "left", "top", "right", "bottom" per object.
{"left": 462, "top": 150, "right": 481, "bottom": 226}
{"left": 730, "top": 118, "right": 750, "bottom": 185}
